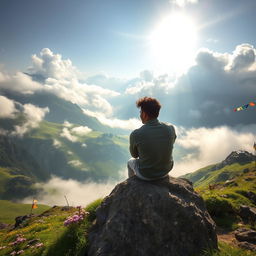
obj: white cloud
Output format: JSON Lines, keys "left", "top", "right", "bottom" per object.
{"left": 60, "top": 127, "right": 78, "bottom": 142}
{"left": 63, "top": 121, "right": 73, "bottom": 128}
{"left": 20, "top": 175, "right": 122, "bottom": 207}
{"left": 53, "top": 139, "right": 62, "bottom": 148}
{"left": 0, "top": 70, "right": 42, "bottom": 94}
{"left": 71, "top": 126, "right": 92, "bottom": 136}
{"left": 227, "top": 43, "right": 256, "bottom": 72}
{"left": 0, "top": 95, "right": 17, "bottom": 118}
{"left": 12, "top": 104, "right": 49, "bottom": 136}
{"left": 81, "top": 143, "right": 87, "bottom": 148}
{"left": 83, "top": 109, "right": 141, "bottom": 130}
{"left": 68, "top": 160, "right": 83, "bottom": 167}
{"left": 26, "top": 48, "right": 119, "bottom": 115}
{"left": 28, "top": 48, "right": 80, "bottom": 80}
{"left": 172, "top": 125, "right": 256, "bottom": 176}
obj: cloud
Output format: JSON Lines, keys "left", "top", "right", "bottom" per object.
{"left": 12, "top": 104, "right": 49, "bottom": 136}
{"left": 68, "top": 160, "right": 83, "bottom": 167}
{"left": 60, "top": 127, "right": 78, "bottom": 142}
{"left": 0, "top": 69, "right": 42, "bottom": 94}
{"left": 85, "top": 72, "right": 129, "bottom": 92}
{"left": 120, "top": 44, "right": 256, "bottom": 128}
{"left": 0, "top": 95, "right": 17, "bottom": 118}
{"left": 26, "top": 48, "right": 119, "bottom": 116}
{"left": 60, "top": 125, "right": 92, "bottom": 142}
{"left": 172, "top": 125, "right": 256, "bottom": 176}
{"left": 19, "top": 175, "right": 124, "bottom": 207}
{"left": 227, "top": 44, "right": 256, "bottom": 72}
{"left": 53, "top": 139, "right": 62, "bottom": 148}
{"left": 63, "top": 121, "right": 73, "bottom": 128}
{"left": 83, "top": 109, "right": 141, "bottom": 130}
{"left": 170, "top": 0, "right": 198, "bottom": 7}
{"left": 71, "top": 126, "right": 92, "bottom": 136}
{"left": 27, "top": 48, "right": 80, "bottom": 80}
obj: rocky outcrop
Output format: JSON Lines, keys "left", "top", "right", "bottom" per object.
{"left": 216, "top": 151, "right": 255, "bottom": 170}
{"left": 88, "top": 176, "right": 217, "bottom": 256}
{"left": 235, "top": 228, "right": 256, "bottom": 252}
{"left": 238, "top": 205, "right": 256, "bottom": 223}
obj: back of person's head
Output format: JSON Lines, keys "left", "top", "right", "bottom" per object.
{"left": 136, "top": 97, "right": 161, "bottom": 119}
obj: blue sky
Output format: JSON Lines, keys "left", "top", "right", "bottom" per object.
{"left": 1, "top": 0, "right": 256, "bottom": 77}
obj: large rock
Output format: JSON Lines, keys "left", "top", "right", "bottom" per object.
{"left": 238, "top": 205, "right": 256, "bottom": 223}
{"left": 235, "top": 228, "right": 256, "bottom": 243}
{"left": 88, "top": 176, "right": 217, "bottom": 256}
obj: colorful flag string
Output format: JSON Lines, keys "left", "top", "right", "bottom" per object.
{"left": 234, "top": 101, "right": 256, "bottom": 112}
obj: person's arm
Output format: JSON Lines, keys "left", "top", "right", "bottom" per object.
{"left": 129, "top": 131, "right": 139, "bottom": 158}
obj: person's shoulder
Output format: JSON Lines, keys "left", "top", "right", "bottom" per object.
{"left": 130, "top": 127, "right": 140, "bottom": 137}
{"left": 130, "top": 125, "right": 146, "bottom": 137}
{"left": 159, "top": 121, "right": 175, "bottom": 129}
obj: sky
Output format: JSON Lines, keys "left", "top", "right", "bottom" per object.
{"left": 1, "top": 0, "right": 256, "bottom": 77}
{"left": 1, "top": 0, "right": 256, "bottom": 205}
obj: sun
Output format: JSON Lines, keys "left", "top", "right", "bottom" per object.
{"left": 149, "top": 13, "right": 198, "bottom": 75}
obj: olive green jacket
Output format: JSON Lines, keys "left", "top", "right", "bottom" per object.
{"left": 129, "top": 119, "right": 176, "bottom": 179}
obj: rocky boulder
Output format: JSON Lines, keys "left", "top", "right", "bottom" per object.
{"left": 238, "top": 205, "right": 256, "bottom": 223}
{"left": 88, "top": 176, "right": 217, "bottom": 256}
{"left": 235, "top": 228, "right": 256, "bottom": 252}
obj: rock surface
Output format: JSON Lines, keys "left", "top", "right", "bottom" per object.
{"left": 216, "top": 151, "right": 255, "bottom": 169}
{"left": 238, "top": 205, "right": 256, "bottom": 223}
{"left": 235, "top": 228, "right": 256, "bottom": 243}
{"left": 88, "top": 176, "right": 217, "bottom": 256}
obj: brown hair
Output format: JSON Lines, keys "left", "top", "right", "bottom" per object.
{"left": 136, "top": 97, "right": 161, "bottom": 118}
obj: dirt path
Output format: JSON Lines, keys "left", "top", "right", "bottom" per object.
{"left": 217, "top": 228, "right": 237, "bottom": 246}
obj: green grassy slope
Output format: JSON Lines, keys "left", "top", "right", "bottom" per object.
{"left": 0, "top": 199, "right": 103, "bottom": 256}
{"left": 0, "top": 120, "right": 129, "bottom": 200}
{"left": 0, "top": 200, "right": 51, "bottom": 224}
{"left": 0, "top": 199, "right": 254, "bottom": 256}
{"left": 182, "top": 160, "right": 256, "bottom": 229}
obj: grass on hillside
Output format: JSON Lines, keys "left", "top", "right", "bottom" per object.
{"left": 193, "top": 163, "right": 256, "bottom": 229}
{"left": 0, "top": 198, "right": 103, "bottom": 256}
{"left": 0, "top": 200, "right": 51, "bottom": 224}
{"left": 0, "top": 198, "right": 255, "bottom": 256}
{"left": 202, "top": 242, "right": 256, "bottom": 256}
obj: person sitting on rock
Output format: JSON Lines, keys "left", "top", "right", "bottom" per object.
{"left": 128, "top": 96, "right": 176, "bottom": 181}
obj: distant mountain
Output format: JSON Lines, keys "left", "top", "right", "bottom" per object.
{"left": 0, "top": 120, "right": 129, "bottom": 200}
{"left": 1, "top": 90, "right": 128, "bottom": 134}
{"left": 182, "top": 150, "right": 255, "bottom": 187}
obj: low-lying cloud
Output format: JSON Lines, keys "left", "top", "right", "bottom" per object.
{"left": 12, "top": 104, "right": 49, "bottom": 136}
{"left": 83, "top": 109, "right": 141, "bottom": 130}
{"left": 0, "top": 95, "right": 17, "bottom": 118}
{"left": 172, "top": 125, "right": 256, "bottom": 176}
{"left": 20, "top": 172, "right": 127, "bottom": 207}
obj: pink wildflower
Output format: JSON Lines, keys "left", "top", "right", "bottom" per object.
{"left": 10, "top": 251, "right": 17, "bottom": 255}
{"left": 17, "top": 250, "right": 24, "bottom": 255}
{"left": 35, "top": 243, "right": 44, "bottom": 248}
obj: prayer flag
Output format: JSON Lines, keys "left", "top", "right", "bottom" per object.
{"left": 32, "top": 199, "right": 38, "bottom": 209}
{"left": 234, "top": 100, "right": 256, "bottom": 112}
